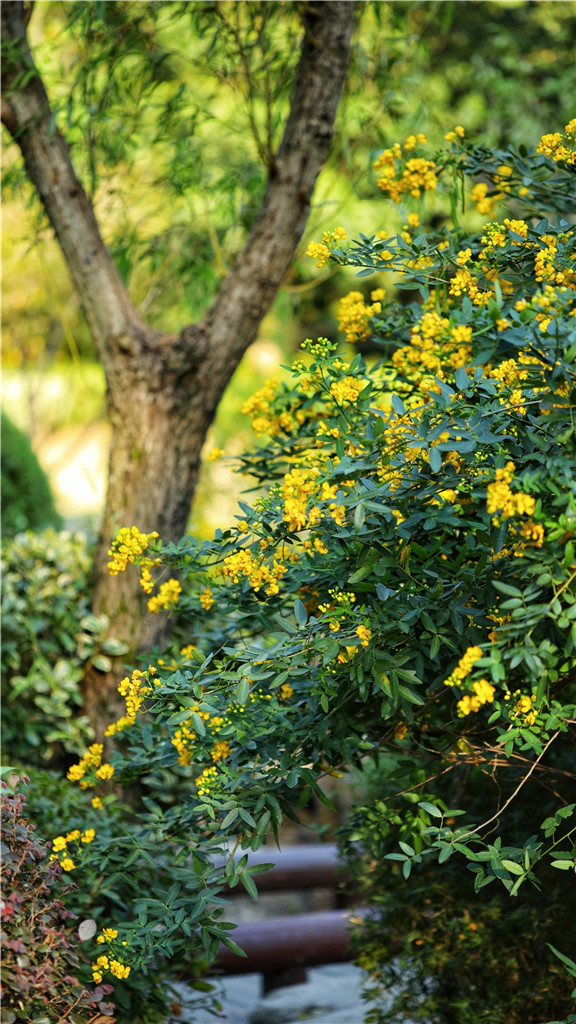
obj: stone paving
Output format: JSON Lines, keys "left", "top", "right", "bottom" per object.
{"left": 171, "top": 962, "right": 369, "bottom": 1024}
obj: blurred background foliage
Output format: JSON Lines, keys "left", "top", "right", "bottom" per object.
{"left": 2, "top": 0, "right": 576, "bottom": 536}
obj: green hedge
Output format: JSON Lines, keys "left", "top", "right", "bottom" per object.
{"left": 1, "top": 413, "right": 62, "bottom": 535}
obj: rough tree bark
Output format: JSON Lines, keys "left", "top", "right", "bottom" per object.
{"left": 2, "top": 0, "right": 356, "bottom": 731}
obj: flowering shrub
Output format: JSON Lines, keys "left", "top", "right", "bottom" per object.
{"left": 56, "top": 123, "right": 576, "bottom": 1018}
{"left": 0, "top": 776, "right": 115, "bottom": 1024}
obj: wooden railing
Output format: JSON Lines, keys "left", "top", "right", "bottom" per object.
{"left": 213, "top": 844, "right": 367, "bottom": 993}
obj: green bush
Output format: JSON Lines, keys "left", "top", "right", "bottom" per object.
{"left": 47, "top": 122, "right": 576, "bottom": 1020}
{"left": 1, "top": 413, "right": 62, "bottom": 535}
{"left": 1, "top": 529, "right": 128, "bottom": 766}
{"left": 343, "top": 751, "right": 576, "bottom": 1023}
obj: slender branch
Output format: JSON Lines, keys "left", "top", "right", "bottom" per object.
{"left": 191, "top": 1, "right": 357, "bottom": 375}
{"left": 1, "top": 1, "right": 148, "bottom": 358}
{"left": 457, "top": 730, "right": 560, "bottom": 842}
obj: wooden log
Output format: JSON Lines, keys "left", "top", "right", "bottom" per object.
{"left": 214, "top": 843, "right": 350, "bottom": 892}
{"left": 215, "top": 907, "right": 368, "bottom": 975}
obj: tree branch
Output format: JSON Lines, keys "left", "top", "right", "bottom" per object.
{"left": 1, "top": 0, "right": 149, "bottom": 360}
{"left": 189, "top": 1, "right": 357, "bottom": 379}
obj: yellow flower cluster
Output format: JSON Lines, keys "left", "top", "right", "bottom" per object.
{"left": 374, "top": 135, "right": 438, "bottom": 203}
{"left": 457, "top": 678, "right": 496, "bottom": 716}
{"left": 470, "top": 182, "right": 500, "bottom": 217}
{"left": 148, "top": 578, "right": 181, "bottom": 614}
{"left": 171, "top": 702, "right": 235, "bottom": 767}
{"left": 200, "top": 587, "right": 214, "bottom": 610}
{"left": 391, "top": 309, "right": 473, "bottom": 395}
{"left": 505, "top": 690, "right": 539, "bottom": 726}
{"left": 92, "top": 954, "right": 131, "bottom": 985}
{"left": 448, "top": 266, "right": 492, "bottom": 306}
{"left": 196, "top": 765, "right": 218, "bottom": 797}
{"left": 443, "top": 646, "right": 483, "bottom": 688}
{"left": 105, "top": 668, "right": 158, "bottom": 737}
{"left": 97, "top": 928, "right": 118, "bottom": 944}
{"left": 242, "top": 377, "right": 279, "bottom": 435}
{"left": 486, "top": 463, "right": 536, "bottom": 520}
{"left": 305, "top": 227, "right": 347, "bottom": 268}
{"left": 107, "top": 526, "right": 159, "bottom": 576}
{"left": 536, "top": 120, "right": 576, "bottom": 166}
{"left": 67, "top": 743, "right": 114, "bottom": 790}
{"left": 318, "top": 588, "right": 356, "bottom": 616}
{"left": 279, "top": 682, "right": 294, "bottom": 700}
{"left": 223, "top": 547, "right": 288, "bottom": 596}
{"left": 356, "top": 625, "right": 372, "bottom": 647}
{"left": 330, "top": 375, "right": 368, "bottom": 405}
{"left": 517, "top": 518, "right": 545, "bottom": 548}
{"left": 50, "top": 828, "right": 96, "bottom": 872}
{"left": 337, "top": 289, "right": 385, "bottom": 344}
{"left": 280, "top": 466, "right": 320, "bottom": 532}
{"left": 444, "top": 125, "right": 465, "bottom": 143}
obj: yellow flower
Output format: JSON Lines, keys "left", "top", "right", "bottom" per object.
{"left": 148, "top": 578, "right": 182, "bottom": 614}
{"left": 356, "top": 625, "right": 372, "bottom": 648}
{"left": 306, "top": 241, "right": 332, "bottom": 268}
{"left": 200, "top": 587, "right": 214, "bottom": 611}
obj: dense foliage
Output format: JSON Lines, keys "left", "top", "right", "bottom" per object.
{"left": 42, "top": 120, "right": 576, "bottom": 1021}
{"left": 1, "top": 413, "right": 62, "bottom": 536}
{"left": 43, "top": 117, "right": 573, "bottom": 1015}
{"left": 0, "top": 776, "right": 115, "bottom": 1024}
{"left": 1, "top": 530, "right": 128, "bottom": 766}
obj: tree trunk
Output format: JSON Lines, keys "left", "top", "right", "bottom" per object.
{"left": 2, "top": 0, "right": 356, "bottom": 732}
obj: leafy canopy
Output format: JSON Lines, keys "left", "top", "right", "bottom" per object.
{"left": 51, "top": 120, "right": 576, "bottom": 997}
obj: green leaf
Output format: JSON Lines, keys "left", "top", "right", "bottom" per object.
{"left": 429, "top": 447, "right": 442, "bottom": 474}
{"left": 294, "top": 598, "right": 307, "bottom": 627}
{"left": 220, "top": 808, "right": 239, "bottom": 830}
{"left": 219, "top": 934, "right": 248, "bottom": 958}
{"left": 191, "top": 712, "right": 206, "bottom": 737}
{"left": 547, "top": 944, "right": 576, "bottom": 976}
{"left": 354, "top": 503, "right": 366, "bottom": 531}
{"left": 91, "top": 654, "right": 112, "bottom": 672}
{"left": 418, "top": 801, "right": 443, "bottom": 818}
{"left": 492, "top": 580, "right": 522, "bottom": 597}
{"left": 391, "top": 393, "right": 406, "bottom": 415}
{"left": 455, "top": 366, "right": 470, "bottom": 390}
{"left": 236, "top": 678, "right": 250, "bottom": 706}
{"left": 239, "top": 872, "right": 259, "bottom": 899}
{"left": 501, "top": 859, "right": 524, "bottom": 876}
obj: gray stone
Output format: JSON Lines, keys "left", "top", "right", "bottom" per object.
{"left": 248, "top": 964, "right": 366, "bottom": 1024}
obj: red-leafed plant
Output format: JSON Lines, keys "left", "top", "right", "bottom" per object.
{"left": 0, "top": 776, "right": 115, "bottom": 1024}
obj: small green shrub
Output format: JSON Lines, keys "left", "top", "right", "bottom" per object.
{"left": 1, "top": 413, "right": 62, "bottom": 536}
{"left": 0, "top": 774, "right": 116, "bottom": 1024}
{"left": 1, "top": 529, "right": 128, "bottom": 766}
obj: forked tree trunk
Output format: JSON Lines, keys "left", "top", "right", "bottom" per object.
{"left": 1, "top": 0, "right": 356, "bottom": 732}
